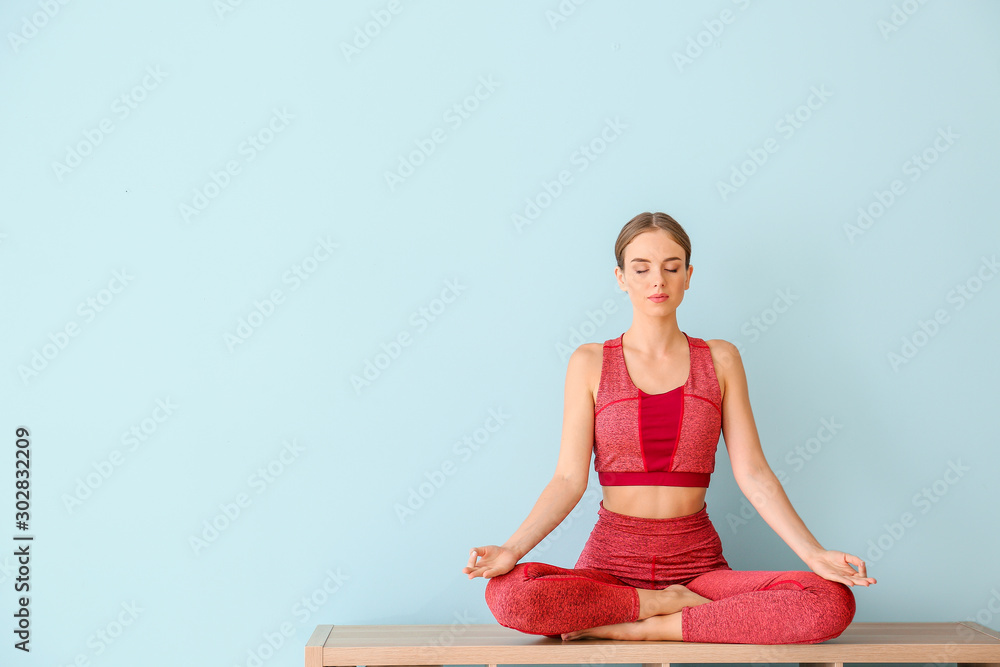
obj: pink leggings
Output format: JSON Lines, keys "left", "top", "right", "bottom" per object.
{"left": 484, "top": 500, "right": 855, "bottom": 644}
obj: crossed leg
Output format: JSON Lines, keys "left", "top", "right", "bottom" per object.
{"left": 680, "top": 568, "right": 856, "bottom": 644}
{"left": 485, "top": 561, "right": 854, "bottom": 644}
{"left": 484, "top": 561, "right": 711, "bottom": 638}
{"left": 562, "top": 568, "right": 856, "bottom": 644}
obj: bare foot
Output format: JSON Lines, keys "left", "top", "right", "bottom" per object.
{"left": 562, "top": 617, "right": 650, "bottom": 641}
{"left": 665, "top": 583, "right": 713, "bottom": 609}
{"left": 561, "top": 612, "right": 683, "bottom": 641}
{"left": 636, "top": 584, "right": 713, "bottom": 619}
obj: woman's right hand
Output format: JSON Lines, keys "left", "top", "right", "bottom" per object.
{"left": 462, "top": 545, "right": 519, "bottom": 579}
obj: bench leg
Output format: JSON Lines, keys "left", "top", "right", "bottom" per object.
{"left": 959, "top": 663, "right": 1000, "bottom": 667}
{"left": 305, "top": 625, "right": 334, "bottom": 667}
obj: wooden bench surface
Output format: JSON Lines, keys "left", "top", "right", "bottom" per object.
{"left": 306, "top": 621, "right": 1000, "bottom": 667}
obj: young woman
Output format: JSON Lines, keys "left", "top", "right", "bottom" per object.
{"left": 461, "top": 212, "right": 876, "bottom": 644}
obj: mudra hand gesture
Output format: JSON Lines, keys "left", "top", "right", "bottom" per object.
{"left": 462, "top": 545, "right": 518, "bottom": 579}
{"left": 807, "top": 549, "right": 877, "bottom": 586}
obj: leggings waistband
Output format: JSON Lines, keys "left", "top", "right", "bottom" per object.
{"left": 596, "top": 499, "right": 714, "bottom": 535}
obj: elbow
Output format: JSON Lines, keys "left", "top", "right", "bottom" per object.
{"left": 552, "top": 474, "right": 588, "bottom": 499}
{"left": 736, "top": 465, "right": 783, "bottom": 497}
{"left": 735, "top": 460, "right": 776, "bottom": 485}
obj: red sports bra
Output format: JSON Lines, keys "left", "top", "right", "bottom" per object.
{"left": 593, "top": 331, "right": 723, "bottom": 487}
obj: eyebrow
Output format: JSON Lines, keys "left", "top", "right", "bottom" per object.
{"left": 630, "top": 257, "right": 682, "bottom": 263}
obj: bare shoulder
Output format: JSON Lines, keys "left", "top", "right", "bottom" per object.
{"left": 569, "top": 341, "right": 604, "bottom": 367}
{"left": 703, "top": 338, "right": 742, "bottom": 399}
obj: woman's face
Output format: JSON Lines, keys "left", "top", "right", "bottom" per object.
{"left": 616, "top": 229, "right": 692, "bottom": 312}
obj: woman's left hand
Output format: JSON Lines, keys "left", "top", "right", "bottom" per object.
{"left": 806, "top": 549, "right": 877, "bottom": 586}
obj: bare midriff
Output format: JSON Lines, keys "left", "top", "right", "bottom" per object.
{"left": 601, "top": 484, "right": 707, "bottom": 519}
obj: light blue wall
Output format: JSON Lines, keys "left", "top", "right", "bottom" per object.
{"left": 2, "top": 1, "right": 998, "bottom": 666}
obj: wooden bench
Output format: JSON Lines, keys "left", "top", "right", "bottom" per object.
{"left": 306, "top": 622, "right": 1000, "bottom": 667}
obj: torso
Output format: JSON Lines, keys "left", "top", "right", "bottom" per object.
{"left": 584, "top": 336, "right": 728, "bottom": 519}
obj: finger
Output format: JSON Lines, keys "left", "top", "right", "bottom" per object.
{"left": 849, "top": 573, "right": 875, "bottom": 586}
{"left": 470, "top": 563, "right": 496, "bottom": 579}
{"left": 817, "top": 570, "right": 854, "bottom": 587}
{"left": 844, "top": 552, "right": 867, "bottom": 576}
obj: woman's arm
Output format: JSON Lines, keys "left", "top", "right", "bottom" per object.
{"left": 711, "top": 339, "right": 876, "bottom": 586}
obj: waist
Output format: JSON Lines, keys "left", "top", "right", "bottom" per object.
{"left": 595, "top": 498, "right": 713, "bottom": 534}
{"left": 600, "top": 484, "right": 708, "bottom": 521}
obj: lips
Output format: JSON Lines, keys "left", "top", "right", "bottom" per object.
{"left": 648, "top": 294, "right": 668, "bottom": 301}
